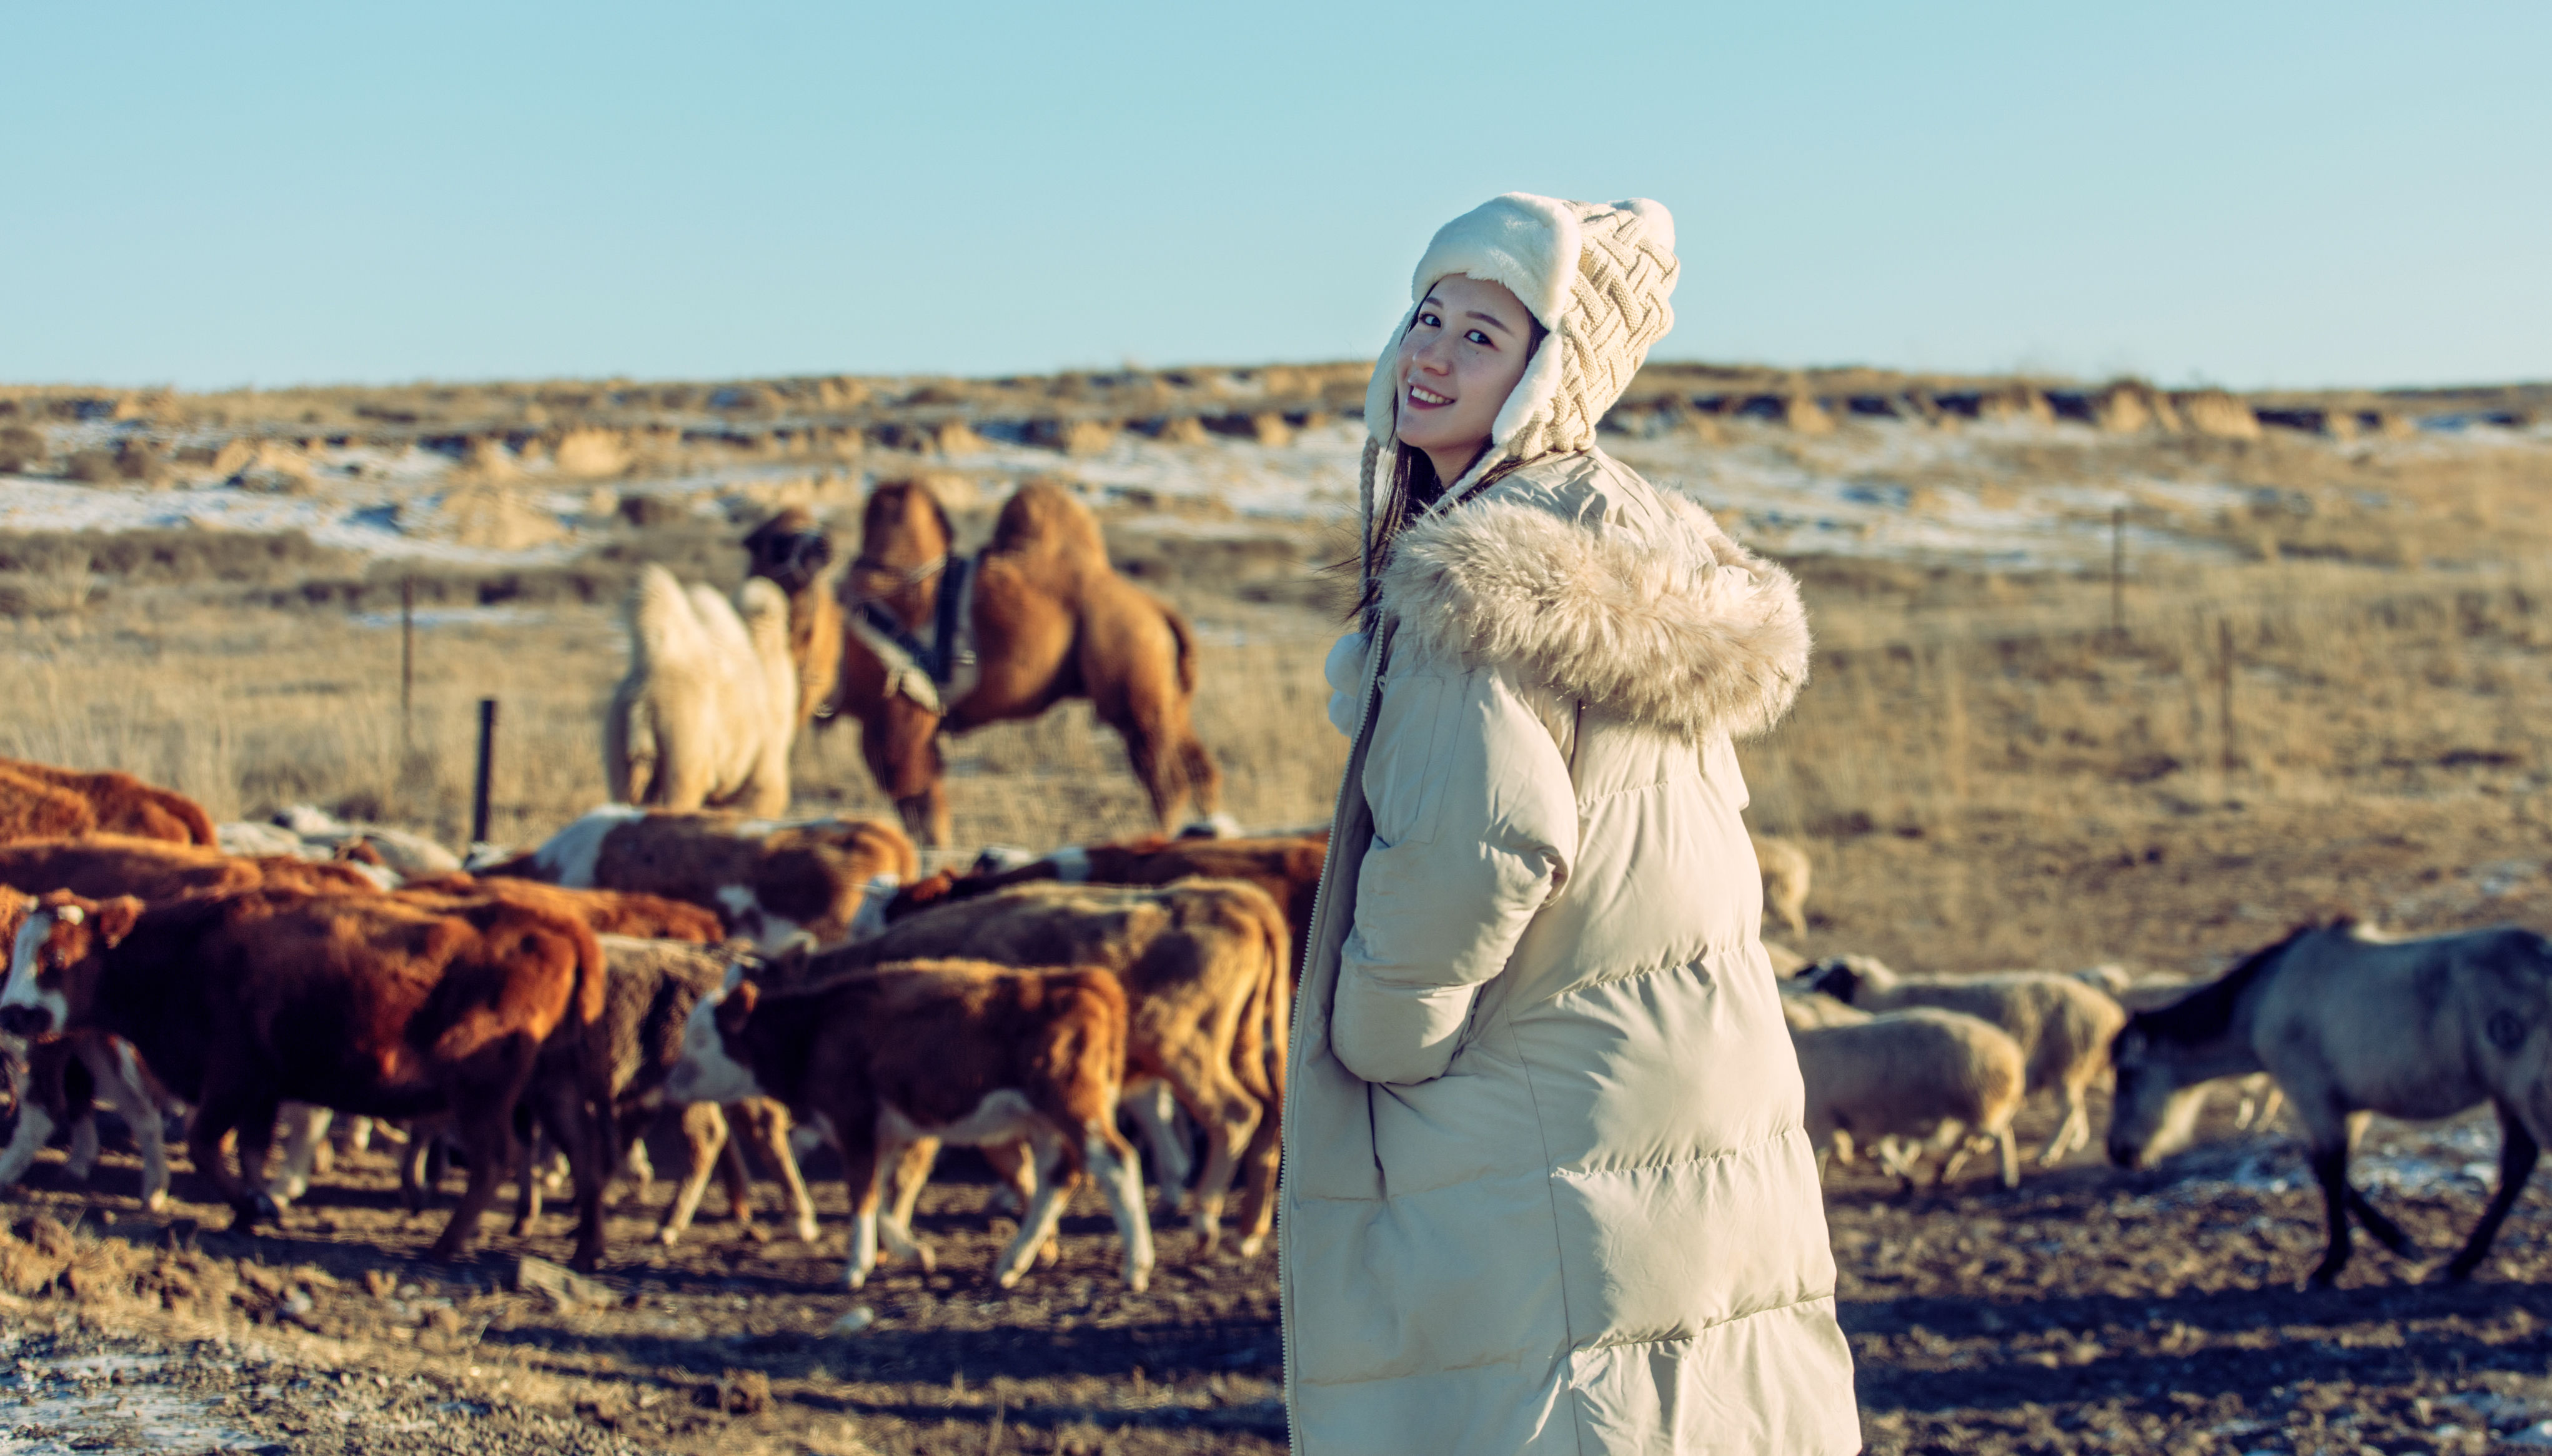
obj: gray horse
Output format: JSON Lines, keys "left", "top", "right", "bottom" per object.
{"left": 2108, "top": 918, "right": 2552, "bottom": 1287}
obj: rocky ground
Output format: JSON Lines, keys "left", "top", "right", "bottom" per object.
{"left": 8, "top": 1094, "right": 2552, "bottom": 1454}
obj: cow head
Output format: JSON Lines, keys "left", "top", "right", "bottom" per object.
{"left": 667, "top": 962, "right": 768, "bottom": 1105}
{"left": 0, "top": 891, "right": 142, "bottom": 1038}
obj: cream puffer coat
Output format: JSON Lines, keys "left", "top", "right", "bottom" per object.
{"left": 1281, "top": 448, "right": 1859, "bottom": 1454}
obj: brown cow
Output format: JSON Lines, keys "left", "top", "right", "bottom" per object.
{"left": 743, "top": 506, "right": 843, "bottom": 732}
{"left": 0, "top": 767, "right": 98, "bottom": 844}
{"left": 486, "top": 806, "right": 916, "bottom": 951}
{"left": 0, "top": 757, "right": 216, "bottom": 844}
{"left": 667, "top": 956, "right": 1154, "bottom": 1292}
{"left": 0, "top": 886, "right": 615, "bottom": 1269}
{"left": 0, "top": 836, "right": 382, "bottom": 904}
{"left": 827, "top": 875, "right": 1288, "bottom": 1256}
{"left": 397, "top": 872, "right": 727, "bottom": 944}
{"left": 891, "top": 833, "right": 1325, "bottom": 969}
{"left": 826, "top": 479, "right": 1226, "bottom": 846}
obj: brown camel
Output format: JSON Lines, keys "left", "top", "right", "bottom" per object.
{"left": 742, "top": 507, "right": 842, "bottom": 731}
{"left": 818, "top": 478, "right": 1224, "bottom": 846}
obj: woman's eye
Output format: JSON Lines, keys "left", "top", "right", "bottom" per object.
{"left": 1414, "top": 310, "right": 1441, "bottom": 329}
{"left": 1466, "top": 330, "right": 1491, "bottom": 346}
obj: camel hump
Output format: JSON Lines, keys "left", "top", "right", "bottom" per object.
{"left": 991, "top": 480, "right": 1107, "bottom": 563}
{"left": 737, "top": 577, "right": 794, "bottom": 665}
{"left": 627, "top": 563, "right": 705, "bottom": 665}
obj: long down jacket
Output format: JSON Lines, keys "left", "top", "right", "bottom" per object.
{"left": 1279, "top": 448, "right": 1860, "bottom": 1454}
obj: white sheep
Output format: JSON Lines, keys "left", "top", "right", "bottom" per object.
{"left": 1804, "top": 954, "right": 2126, "bottom": 1167}
{"left": 605, "top": 564, "right": 797, "bottom": 818}
{"left": 1779, "top": 986, "right": 1869, "bottom": 1032}
{"left": 1789, "top": 1008, "right": 2025, "bottom": 1190}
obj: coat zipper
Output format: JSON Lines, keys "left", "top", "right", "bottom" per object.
{"left": 1280, "top": 621, "right": 1393, "bottom": 1455}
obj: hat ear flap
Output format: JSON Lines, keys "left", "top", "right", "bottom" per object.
{"left": 1364, "top": 300, "right": 1422, "bottom": 447}
{"left": 1489, "top": 323, "right": 1569, "bottom": 451}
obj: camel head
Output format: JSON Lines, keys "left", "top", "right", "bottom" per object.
{"left": 743, "top": 507, "right": 835, "bottom": 597}
{"left": 849, "top": 480, "right": 957, "bottom": 624}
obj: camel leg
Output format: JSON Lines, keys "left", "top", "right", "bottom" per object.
{"left": 2443, "top": 1102, "right": 2540, "bottom": 1282}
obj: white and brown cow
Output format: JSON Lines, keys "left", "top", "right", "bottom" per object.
{"left": 487, "top": 807, "right": 916, "bottom": 953}
{"left": 667, "top": 957, "right": 1154, "bottom": 1293}
{"left": 0, "top": 886, "right": 617, "bottom": 1270}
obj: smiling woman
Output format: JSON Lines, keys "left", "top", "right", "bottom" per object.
{"left": 1283, "top": 195, "right": 1855, "bottom": 1454}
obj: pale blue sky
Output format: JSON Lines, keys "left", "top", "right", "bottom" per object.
{"left": 4, "top": 2, "right": 2545, "bottom": 391}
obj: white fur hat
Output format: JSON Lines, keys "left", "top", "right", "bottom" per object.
{"left": 1363, "top": 194, "right": 1680, "bottom": 475}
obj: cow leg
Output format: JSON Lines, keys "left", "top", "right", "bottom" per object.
{"left": 64, "top": 1114, "right": 101, "bottom": 1182}
{"left": 884, "top": 1134, "right": 942, "bottom": 1241}
{"left": 92, "top": 1039, "right": 169, "bottom": 1212}
{"left": 524, "top": 1074, "right": 608, "bottom": 1272}
{"left": 1083, "top": 1117, "right": 1155, "bottom": 1293}
{"left": 717, "top": 1138, "right": 761, "bottom": 1237}
{"left": 871, "top": 1119, "right": 938, "bottom": 1273}
{"left": 1230, "top": 1092, "right": 1283, "bottom": 1259}
{"left": 978, "top": 1138, "right": 1052, "bottom": 1265}
{"left": 732, "top": 1099, "right": 818, "bottom": 1244}
{"left": 834, "top": 1112, "right": 884, "bottom": 1290}
{"left": 397, "top": 1122, "right": 438, "bottom": 1214}
{"left": 0, "top": 1102, "right": 56, "bottom": 1189}
{"left": 1119, "top": 1077, "right": 1191, "bottom": 1205}
{"left": 426, "top": 1097, "right": 519, "bottom": 1265}
{"left": 266, "top": 1103, "right": 332, "bottom": 1206}
{"left": 1156, "top": 1056, "right": 1261, "bottom": 1254}
{"left": 189, "top": 1081, "right": 279, "bottom": 1229}
{"left": 2443, "top": 1102, "right": 2540, "bottom": 1282}
{"left": 992, "top": 1122, "right": 1078, "bottom": 1290}
{"left": 509, "top": 1123, "right": 548, "bottom": 1237}
{"left": 655, "top": 1101, "right": 729, "bottom": 1247}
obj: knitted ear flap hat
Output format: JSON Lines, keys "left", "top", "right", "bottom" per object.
{"left": 1362, "top": 194, "right": 1681, "bottom": 492}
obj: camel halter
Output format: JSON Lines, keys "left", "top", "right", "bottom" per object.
{"left": 845, "top": 550, "right": 975, "bottom": 692}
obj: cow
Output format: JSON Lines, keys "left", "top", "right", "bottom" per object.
{"left": 0, "top": 886, "right": 616, "bottom": 1270}
{"left": 0, "top": 757, "right": 217, "bottom": 845}
{"left": 396, "top": 873, "right": 728, "bottom": 944}
{"left": 667, "top": 956, "right": 1154, "bottom": 1292}
{"left": 0, "top": 836, "right": 382, "bottom": 903}
{"left": 486, "top": 806, "right": 916, "bottom": 952}
{"left": 825, "top": 876, "right": 1289, "bottom": 1257}
{"left": 889, "top": 832, "right": 1324, "bottom": 968}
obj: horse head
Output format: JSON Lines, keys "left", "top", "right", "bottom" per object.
{"left": 850, "top": 480, "right": 957, "bottom": 628}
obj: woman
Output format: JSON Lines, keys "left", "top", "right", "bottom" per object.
{"left": 1280, "top": 194, "right": 1859, "bottom": 1453}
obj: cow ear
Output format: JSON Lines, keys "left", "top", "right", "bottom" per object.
{"left": 96, "top": 896, "right": 143, "bottom": 946}
{"left": 731, "top": 979, "right": 761, "bottom": 1017}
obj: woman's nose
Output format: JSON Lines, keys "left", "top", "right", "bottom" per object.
{"left": 1408, "top": 335, "right": 1452, "bottom": 372}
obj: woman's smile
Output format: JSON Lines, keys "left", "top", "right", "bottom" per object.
{"left": 1406, "top": 384, "right": 1454, "bottom": 409}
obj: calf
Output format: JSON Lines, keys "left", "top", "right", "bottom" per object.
{"left": 0, "top": 757, "right": 216, "bottom": 845}
{"left": 489, "top": 806, "right": 916, "bottom": 951}
{"left": 0, "top": 1028, "right": 181, "bottom": 1209}
{"left": 667, "top": 957, "right": 1153, "bottom": 1292}
{"left": 828, "top": 875, "right": 1288, "bottom": 1257}
{"left": 0, "top": 886, "right": 615, "bottom": 1269}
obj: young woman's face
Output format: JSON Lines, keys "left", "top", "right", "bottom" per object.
{"left": 1393, "top": 275, "right": 1539, "bottom": 467}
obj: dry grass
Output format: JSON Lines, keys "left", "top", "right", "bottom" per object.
{"left": 0, "top": 593, "right": 1344, "bottom": 853}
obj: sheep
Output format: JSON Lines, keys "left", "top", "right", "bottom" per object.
{"left": 1803, "top": 953, "right": 2127, "bottom": 1167}
{"left": 1779, "top": 986, "right": 1869, "bottom": 1032}
{"left": 1789, "top": 1008, "right": 2025, "bottom": 1190}
{"left": 1750, "top": 832, "right": 1811, "bottom": 939}
{"left": 605, "top": 563, "right": 798, "bottom": 819}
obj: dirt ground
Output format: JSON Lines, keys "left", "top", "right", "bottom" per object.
{"left": 9, "top": 1084, "right": 2552, "bottom": 1454}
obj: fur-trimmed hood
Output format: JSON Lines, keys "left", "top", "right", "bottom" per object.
{"left": 1376, "top": 465, "right": 1809, "bottom": 739}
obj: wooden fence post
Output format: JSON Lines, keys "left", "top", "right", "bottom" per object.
{"left": 2217, "top": 618, "right": 2238, "bottom": 773}
{"left": 471, "top": 698, "right": 498, "bottom": 845}
{"left": 2110, "top": 508, "right": 2126, "bottom": 645}
{"left": 399, "top": 577, "right": 415, "bottom": 738}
